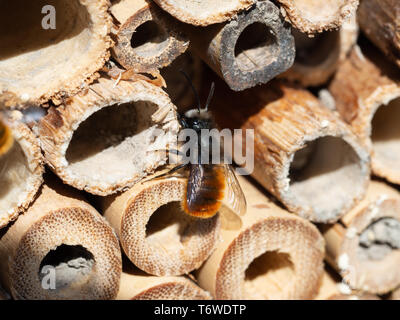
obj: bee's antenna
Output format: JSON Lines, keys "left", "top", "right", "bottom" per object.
{"left": 179, "top": 70, "right": 201, "bottom": 112}
{"left": 204, "top": 82, "right": 215, "bottom": 111}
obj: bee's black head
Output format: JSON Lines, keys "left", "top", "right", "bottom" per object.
{"left": 179, "top": 109, "right": 213, "bottom": 131}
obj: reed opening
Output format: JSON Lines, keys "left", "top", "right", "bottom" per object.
{"left": 0, "top": 138, "right": 32, "bottom": 217}
{"left": 39, "top": 244, "right": 95, "bottom": 291}
{"left": 146, "top": 202, "right": 193, "bottom": 253}
{"left": 288, "top": 136, "right": 363, "bottom": 221}
{"left": 244, "top": 251, "right": 295, "bottom": 299}
{"left": 293, "top": 29, "right": 339, "bottom": 66}
{"left": 235, "top": 22, "right": 278, "bottom": 72}
{"left": 358, "top": 217, "right": 400, "bottom": 261}
{"left": 131, "top": 20, "right": 169, "bottom": 57}
{"left": 371, "top": 98, "right": 400, "bottom": 170}
{"left": 65, "top": 101, "right": 159, "bottom": 185}
{"left": 0, "top": 0, "right": 91, "bottom": 99}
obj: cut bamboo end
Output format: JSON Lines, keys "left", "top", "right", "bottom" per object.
{"left": 111, "top": 0, "right": 189, "bottom": 73}
{"left": 0, "top": 0, "right": 113, "bottom": 105}
{"left": 282, "top": 15, "right": 358, "bottom": 87}
{"left": 38, "top": 78, "right": 180, "bottom": 196}
{"left": 0, "top": 122, "right": 44, "bottom": 228}
{"left": 212, "top": 80, "right": 370, "bottom": 223}
{"left": 160, "top": 50, "right": 203, "bottom": 112}
{"left": 153, "top": 0, "right": 254, "bottom": 26}
{"left": 358, "top": 0, "right": 400, "bottom": 68}
{"left": 0, "top": 179, "right": 122, "bottom": 300}
{"left": 186, "top": 0, "right": 295, "bottom": 91}
{"left": 329, "top": 45, "right": 400, "bottom": 184}
{"left": 323, "top": 181, "right": 400, "bottom": 294}
{"left": 102, "top": 173, "right": 221, "bottom": 276}
{"left": 196, "top": 177, "right": 325, "bottom": 300}
{"left": 276, "top": 0, "right": 359, "bottom": 34}
{"left": 117, "top": 271, "right": 211, "bottom": 300}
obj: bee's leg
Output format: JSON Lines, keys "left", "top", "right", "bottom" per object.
{"left": 145, "top": 163, "right": 189, "bottom": 182}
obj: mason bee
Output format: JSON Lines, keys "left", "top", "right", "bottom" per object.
{"left": 157, "top": 72, "right": 247, "bottom": 228}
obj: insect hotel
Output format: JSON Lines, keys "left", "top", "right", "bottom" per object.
{"left": 0, "top": 0, "right": 399, "bottom": 301}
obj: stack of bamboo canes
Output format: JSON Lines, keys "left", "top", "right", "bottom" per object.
{"left": 0, "top": 0, "right": 399, "bottom": 300}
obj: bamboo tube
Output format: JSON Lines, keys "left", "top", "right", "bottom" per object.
{"left": 38, "top": 78, "right": 179, "bottom": 196}
{"left": 117, "top": 270, "right": 211, "bottom": 300}
{"left": 160, "top": 50, "right": 203, "bottom": 112}
{"left": 102, "top": 173, "right": 221, "bottom": 276}
{"left": 0, "top": 121, "right": 44, "bottom": 228}
{"left": 0, "top": 0, "right": 112, "bottom": 105}
{"left": 358, "top": 0, "right": 400, "bottom": 68}
{"left": 282, "top": 16, "right": 358, "bottom": 87}
{"left": 0, "top": 178, "right": 122, "bottom": 300}
{"left": 152, "top": 0, "right": 254, "bottom": 26}
{"left": 323, "top": 181, "right": 400, "bottom": 294}
{"left": 211, "top": 79, "right": 370, "bottom": 223}
{"left": 185, "top": 0, "right": 295, "bottom": 91}
{"left": 276, "top": 0, "right": 359, "bottom": 34}
{"left": 329, "top": 45, "right": 400, "bottom": 184}
{"left": 110, "top": 0, "right": 189, "bottom": 73}
{"left": 196, "top": 176, "right": 325, "bottom": 300}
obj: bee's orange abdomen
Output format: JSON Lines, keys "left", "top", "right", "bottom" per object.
{"left": 182, "top": 164, "right": 225, "bottom": 218}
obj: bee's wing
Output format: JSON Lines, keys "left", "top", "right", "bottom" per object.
{"left": 219, "top": 164, "right": 247, "bottom": 231}
{"left": 223, "top": 164, "right": 247, "bottom": 216}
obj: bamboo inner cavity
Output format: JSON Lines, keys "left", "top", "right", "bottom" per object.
{"left": 146, "top": 201, "right": 193, "bottom": 254}
{"left": 66, "top": 101, "right": 159, "bottom": 184}
{"left": 371, "top": 98, "right": 400, "bottom": 169}
{"left": 358, "top": 217, "right": 400, "bottom": 261}
{"left": 244, "top": 251, "right": 295, "bottom": 299}
{"left": 0, "top": 0, "right": 91, "bottom": 97}
{"left": 39, "top": 244, "right": 95, "bottom": 291}
{"left": 293, "top": 29, "right": 339, "bottom": 66}
{"left": 289, "top": 136, "right": 363, "bottom": 221}
{"left": 234, "top": 22, "right": 279, "bottom": 72}
{"left": 130, "top": 20, "right": 169, "bottom": 58}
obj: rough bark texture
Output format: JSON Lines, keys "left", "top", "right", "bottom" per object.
{"left": 111, "top": 0, "right": 189, "bottom": 72}
{"left": 358, "top": 0, "right": 400, "bottom": 68}
{"left": 117, "top": 270, "right": 211, "bottom": 300}
{"left": 0, "top": 178, "right": 122, "bottom": 300}
{"left": 38, "top": 78, "right": 180, "bottom": 196}
{"left": 0, "top": 121, "right": 44, "bottom": 228}
{"left": 329, "top": 45, "right": 400, "bottom": 184}
{"left": 185, "top": 0, "right": 295, "bottom": 91}
{"left": 323, "top": 181, "right": 400, "bottom": 294}
{"left": 282, "top": 15, "right": 358, "bottom": 86}
{"left": 211, "top": 79, "right": 370, "bottom": 223}
{"left": 196, "top": 176, "right": 325, "bottom": 300}
{"left": 277, "top": 0, "right": 359, "bottom": 34}
{"left": 152, "top": 0, "right": 254, "bottom": 26}
{"left": 0, "top": 0, "right": 113, "bottom": 105}
{"left": 102, "top": 173, "right": 221, "bottom": 276}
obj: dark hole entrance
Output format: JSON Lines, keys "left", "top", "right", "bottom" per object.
{"left": 39, "top": 244, "right": 95, "bottom": 290}
{"left": 131, "top": 20, "right": 169, "bottom": 56}
{"left": 293, "top": 29, "right": 339, "bottom": 66}
{"left": 244, "top": 251, "right": 295, "bottom": 299}
{"left": 235, "top": 22, "right": 278, "bottom": 71}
